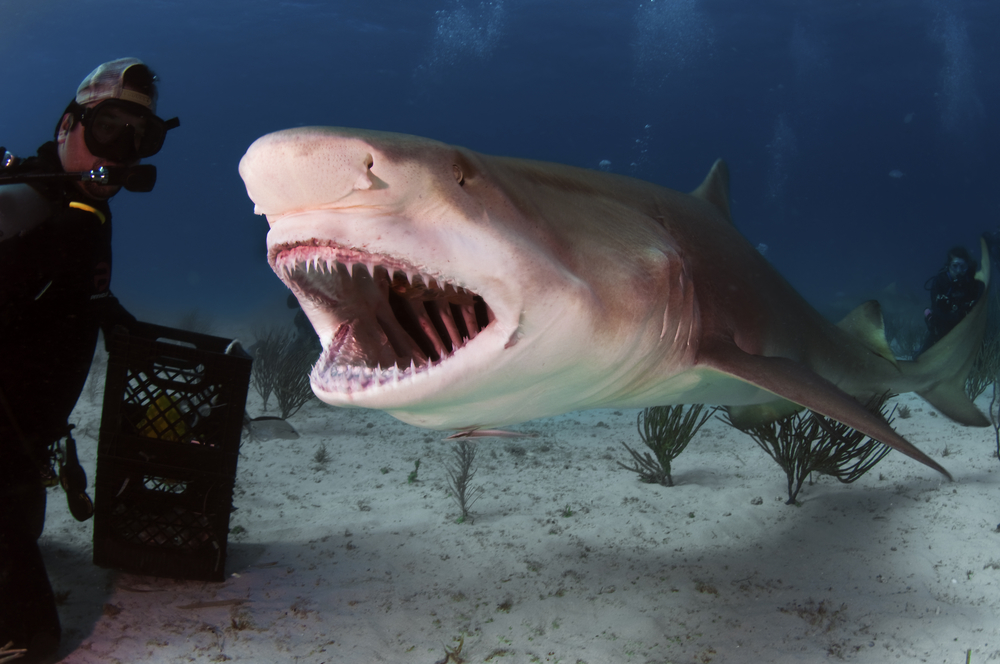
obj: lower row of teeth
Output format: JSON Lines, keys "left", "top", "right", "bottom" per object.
{"left": 312, "top": 358, "right": 443, "bottom": 391}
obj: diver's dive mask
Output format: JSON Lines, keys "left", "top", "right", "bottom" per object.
{"left": 66, "top": 99, "right": 180, "bottom": 163}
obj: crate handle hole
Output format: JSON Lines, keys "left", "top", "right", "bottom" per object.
{"left": 143, "top": 476, "right": 189, "bottom": 494}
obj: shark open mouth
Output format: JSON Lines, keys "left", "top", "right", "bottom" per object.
{"left": 273, "top": 244, "right": 495, "bottom": 393}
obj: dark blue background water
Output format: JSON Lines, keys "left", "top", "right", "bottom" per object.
{"left": 1, "top": 0, "right": 997, "bottom": 325}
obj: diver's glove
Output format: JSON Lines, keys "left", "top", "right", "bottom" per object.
{"left": 97, "top": 292, "right": 138, "bottom": 351}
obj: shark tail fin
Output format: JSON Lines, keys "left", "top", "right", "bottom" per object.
{"left": 909, "top": 237, "right": 992, "bottom": 427}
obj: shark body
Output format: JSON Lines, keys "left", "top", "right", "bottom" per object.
{"left": 239, "top": 127, "right": 991, "bottom": 478}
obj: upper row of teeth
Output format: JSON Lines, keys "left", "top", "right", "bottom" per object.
{"left": 283, "top": 255, "right": 467, "bottom": 292}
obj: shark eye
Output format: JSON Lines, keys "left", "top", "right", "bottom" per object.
{"left": 453, "top": 164, "right": 464, "bottom": 186}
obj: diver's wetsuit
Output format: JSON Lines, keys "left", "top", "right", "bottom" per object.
{"left": 0, "top": 141, "right": 135, "bottom": 659}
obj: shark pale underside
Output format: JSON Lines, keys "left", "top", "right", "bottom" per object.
{"left": 239, "top": 127, "right": 991, "bottom": 479}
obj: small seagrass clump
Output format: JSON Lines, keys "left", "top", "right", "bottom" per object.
{"left": 272, "top": 340, "right": 320, "bottom": 419}
{"left": 618, "top": 404, "right": 714, "bottom": 487}
{"left": 251, "top": 326, "right": 319, "bottom": 419}
{"left": 446, "top": 440, "right": 483, "bottom": 523}
{"left": 250, "top": 326, "right": 288, "bottom": 410}
{"left": 725, "top": 393, "right": 894, "bottom": 505}
{"left": 312, "top": 442, "right": 330, "bottom": 467}
{"left": 967, "top": 330, "right": 1000, "bottom": 401}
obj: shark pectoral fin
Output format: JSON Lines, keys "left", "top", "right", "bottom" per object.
{"left": 700, "top": 341, "right": 951, "bottom": 479}
{"left": 836, "top": 300, "right": 898, "bottom": 368}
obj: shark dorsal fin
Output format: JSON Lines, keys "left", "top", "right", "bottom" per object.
{"left": 691, "top": 159, "right": 732, "bottom": 224}
{"left": 836, "top": 300, "right": 899, "bottom": 368}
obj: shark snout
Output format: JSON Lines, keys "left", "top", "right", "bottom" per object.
{"left": 240, "top": 127, "right": 387, "bottom": 217}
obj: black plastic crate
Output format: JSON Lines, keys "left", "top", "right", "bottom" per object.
{"left": 98, "top": 323, "right": 251, "bottom": 475}
{"left": 94, "top": 322, "right": 251, "bottom": 580}
{"left": 93, "top": 457, "right": 235, "bottom": 581}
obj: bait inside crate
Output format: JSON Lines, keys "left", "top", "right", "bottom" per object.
{"left": 93, "top": 323, "right": 251, "bottom": 581}
{"left": 98, "top": 323, "right": 250, "bottom": 474}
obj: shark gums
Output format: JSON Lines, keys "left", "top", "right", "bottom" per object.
{"left": 239, "top": 127, "right": 991, "bottom": 478}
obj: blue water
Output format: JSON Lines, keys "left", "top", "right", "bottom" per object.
{"left": 1, "top": 0, "right": 997, "bottom": 323}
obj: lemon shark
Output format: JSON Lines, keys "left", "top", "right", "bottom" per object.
{"left": 239, "top": 127, "right": 991, "bottom": 478}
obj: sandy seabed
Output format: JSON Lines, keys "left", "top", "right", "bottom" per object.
{"left": 38, "top": 373, "right": 1000, "bottom": 664}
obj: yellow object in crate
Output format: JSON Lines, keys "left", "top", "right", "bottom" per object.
{"left": 136, "top": 393, "right": 189, "bottom": 441}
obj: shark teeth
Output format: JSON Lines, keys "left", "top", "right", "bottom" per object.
{"left": 275, "top": 244, "right": 494, "bottom": 393}
{"left": 311, "top": 361, "right": 407, "bottom": 393}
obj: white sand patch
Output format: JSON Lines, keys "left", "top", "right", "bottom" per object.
{"left": 41, "top": 388, "right": 1000, "bottom": 663}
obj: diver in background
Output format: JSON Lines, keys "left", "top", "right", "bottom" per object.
{"left": 0, "top": 58, "right": 177, "bottom": 662}
{"left": 921, "top": 246, "right": 984, "bottom": 353}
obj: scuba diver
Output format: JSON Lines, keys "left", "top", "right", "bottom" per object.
{"left": 0, "top": 58, "right": 178, "bottom": 662}
{"left": 921, "top": 246, "right": 984, "bottom": 353}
